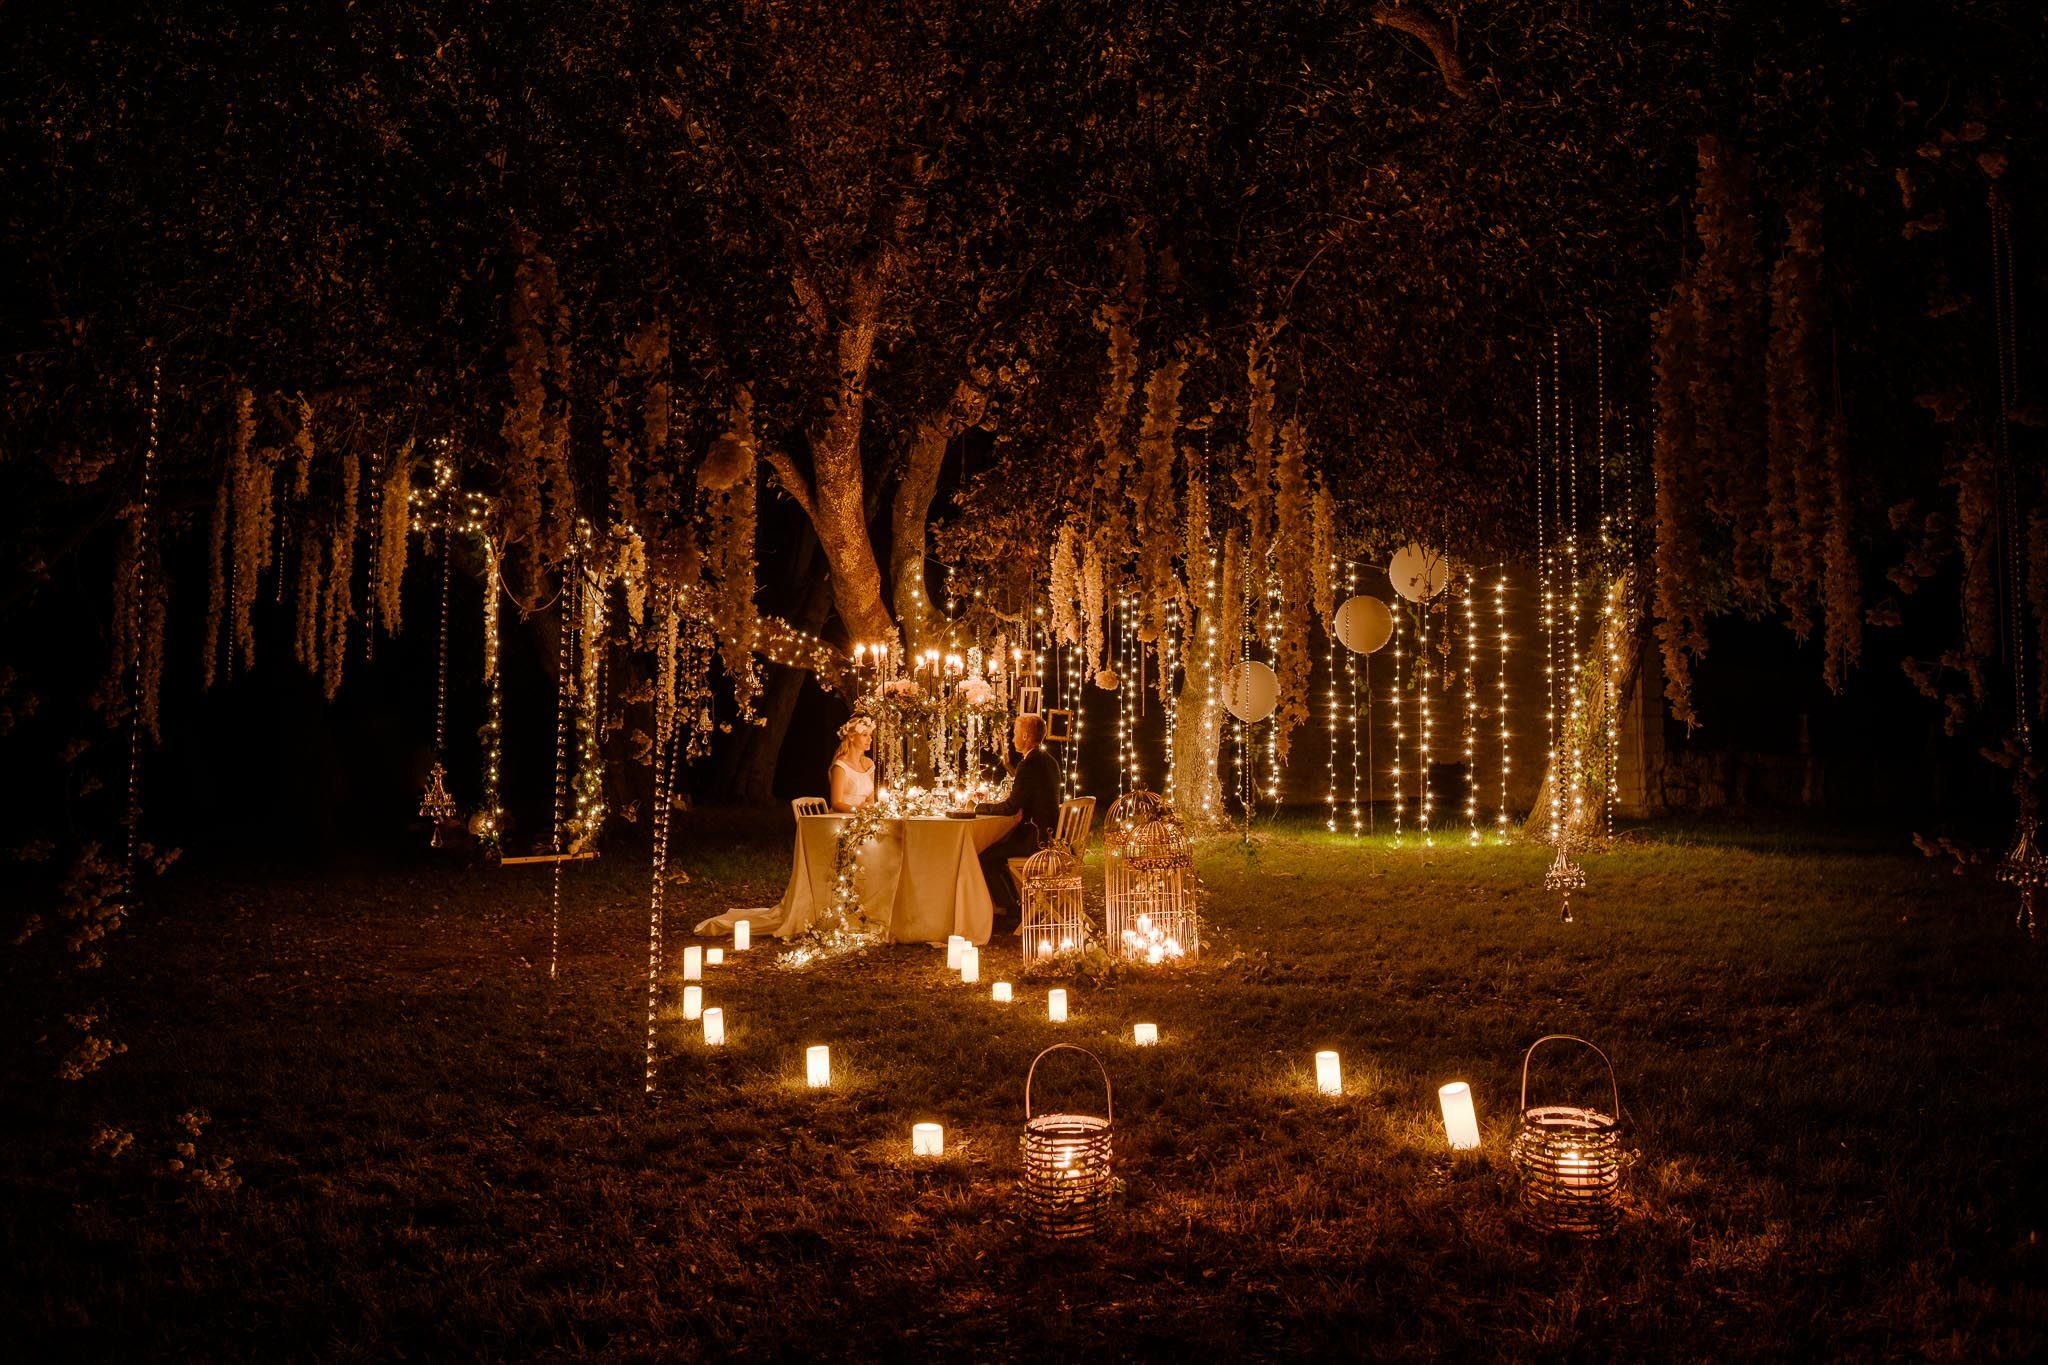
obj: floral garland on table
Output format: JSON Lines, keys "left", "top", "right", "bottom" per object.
{"left": 777, "top": 801, "right": 892, "bottom": 969}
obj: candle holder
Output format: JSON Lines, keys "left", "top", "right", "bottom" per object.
{"left": 806, "top": 1044, "right": 831, "bottom": 1088}
{"left": 1020, "top": 845, "right": 1088, "bottom": 964}
{"left": 682, "top": 985, "right": 702, "bottom": 1021}
{"left": 734, "top": 920, "right": 752, "bottom": 952}
{"left": 1047, "top": 988, "right": 1068, "bottom": 1022}
{"left": 1132, "top": 1023, "right": 1158, "bottom": 1047}
{"left": 960, "top": 945, "right": 980, "bottom": 984}
{"left": 912, "top": 1122, "right": 944, "bottom": 1157}
{"left": 682, "top": 946, "right": 702, "bottom": 981}
{"left": 702, "top": 1007, "right": 725, "bottom": 1047}
{"left": 1103, "top": 791, "right": 1198, "bottom": 963}
{"left": 1315, "top": 1050, "right": 1343, "bottom": 1096}
{"left": 1510, "top": 1034, "right": 1630, "bottom": 1236}
{"left": 1019, "top": 1044, "right": 1115, "bottom": 1239}
{"left": 992, "top": 982, "right": 1013, "bottom": 1003}
{"left": 1438, "top": 1081, "right": 1481, "bottom": 1150}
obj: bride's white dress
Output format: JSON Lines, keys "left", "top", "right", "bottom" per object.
{"left": 830, "top": 758, "right": 875, "bottom": 811}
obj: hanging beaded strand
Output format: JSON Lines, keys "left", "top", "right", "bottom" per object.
{"left": 549, "top": 564, "right": 578, "bottom": 982}
{"left": 1990, "top": 191, "right": 2043, "bottom": 935}
{"left": 1390, "top": 595, "right": 1404, "bottom": 845}
{"left": 126, "top": 359, "right": 160, "bottom": 880}
{"left": 418, "top": 517, "right": 460, "bottom": 845}
{"left": 646, "top": 589, "right": 677, "bottom": 1094}
{"left": 1496, "top": 574, "right": 1510, "bottom": 841}
{"left": 1326, "top": 552, "right": 1340, "bottom": 834}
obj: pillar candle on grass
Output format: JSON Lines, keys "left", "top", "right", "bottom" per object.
{"left": 707, "top": 948, "right": 724, "bottom": 966}
{"left": 703, "top": 1008, "right": 725, "bottom": 1046}
{"left": 1048, "top": 989, "right": 1068, "bottom": 1022}
{"left": 946, "top": 935, "right": 966, "bottom": 970}
{"left": 683, "top": 985, "right": 702, "bottom": 1021}
{"left": 1133, "top": 1023, "right": 1159, "bottom": 1046}
{"left": 1438, "top": 1081, "right": 1481, "bottom": 1150}
{"left": 683, "top": 946, "right": 703, "bottom": 980}
{"left": 1315, "top": 1050, "right": 1342, "bottom": 1096}
{"left": 960, "top": 945, "right": 980, "bottom": 984}
{"left": 912, "top": 1123, "right": 944, "bottom": 1156}
{"left": 992, "top": 982, "right": 1013, "bottom": 1003}
{"left": 806, "top": 1045, "right": 831, "bottom": 1088}
{"left": 734, "top": 920, "right": 752, "bottom": 952}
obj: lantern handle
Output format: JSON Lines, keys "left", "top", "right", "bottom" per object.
{"left": 1024, "top": 1043, "right": 1112, "bottom": 1125}
{"left": 1518, "top": 1033, "right": 1622, "bottom": 1119}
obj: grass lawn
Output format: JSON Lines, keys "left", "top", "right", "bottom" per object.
{"left": 3, "top": 813, "right": 2044, "bottom": 1360}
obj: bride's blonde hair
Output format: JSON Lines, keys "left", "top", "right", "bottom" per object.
{"left": 832, "top": 717, "right": 875, "bottom": 765}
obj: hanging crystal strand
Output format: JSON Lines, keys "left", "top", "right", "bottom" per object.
{"left": 126, "top": 358, "right": 160, "bottom": 882}
{"left": 1496, "top": 574, "right": 1511, "bottom": 842}
{"left": 1418, "top": 577, "right": 1433, "bottom": 846}
{"left": 1122, "top": 593, "right": 1138, "bottom": 794}
{"left": 1326, "top": 553, "right": 1340, "bottom": 833}
{"left": 550, "top": 563, "right": 578, "bottom": 982}
{"left": 646, "top": 588, "right": 677, "bottom": 1094}
{"left": 1391, "top": 599, "right": 1404, "bottom": 845}
{"left": 419, "top": 519, "right": 460, "bottom": 843}
{"left": 1263, "top": 557, "right": 1281, "bottom": 805}
{"left": 1463, "top": 572, "right": 1479, "bottom": 844}
{"left": 1600, "top": 320, "right": 1617, "bottom": 845}
{"left": 478, "top": 535, "right": 503, "bottom": 853}
{"left": 1171, "top": 593, "right": 1187, "bottom": 802}
{"left": 1989, "top": 192, "right": 2042, "bottom": 935}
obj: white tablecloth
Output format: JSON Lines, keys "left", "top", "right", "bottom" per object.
{"left": 695, "top": 812, "right": 1017, "bottom": 945}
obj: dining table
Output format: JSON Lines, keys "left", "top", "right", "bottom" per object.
{"left": 696, "top": 809, "right": 1019, "bottom": 946}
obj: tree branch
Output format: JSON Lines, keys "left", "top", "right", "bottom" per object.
{"left": 1371, "top": 3, "right": 1471, "bottom": 100}
{"left": 762, "top": 446, "right": 816, "bottom": 521}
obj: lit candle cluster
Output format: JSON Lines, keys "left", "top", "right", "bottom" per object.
{"left": 1118, "top": 912, "right": 1186, "bottom": 965}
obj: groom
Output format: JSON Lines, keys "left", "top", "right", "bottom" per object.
{"left": 976, "top": 712, "right": 1062, "bottom": 930}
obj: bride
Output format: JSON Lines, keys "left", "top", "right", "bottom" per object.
{"left": 828, "top": 717, "right": 878, "bottom": 812}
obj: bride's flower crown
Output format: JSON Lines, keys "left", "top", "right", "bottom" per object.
{"left": 836, "top": 716, "right": 876, "bottom": 740}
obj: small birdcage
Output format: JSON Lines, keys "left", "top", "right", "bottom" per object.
{"left": 1103, "top": 791, "right": 1197, "bottom": 963}
{"left": 1510, "top": 1034, "right": 1630, "bottom": 1237}
{"left": 1019, "top": 1044, "right": 1115, "bottom": 1238}
{"left": 1020, "top": 845, "right": 1088, "bottom": 962}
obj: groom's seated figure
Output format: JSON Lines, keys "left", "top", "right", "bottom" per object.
{"left": 976, "top": 713, "right": 1062, "bottom": 930}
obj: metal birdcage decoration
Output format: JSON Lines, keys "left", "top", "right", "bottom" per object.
{"left": 1019, "top": 1044, "right": 1115, "bottom": 1238}
{"left": 1103, "top": 791, "right": 1197, "bottom": 963}
{"left": 1021, "top": 845, "right": 1088, "bottom": 962}
{"left": 1511, "top": 1034, "right": 1630, "bottom": 1237}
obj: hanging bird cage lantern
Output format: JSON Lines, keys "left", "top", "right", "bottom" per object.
{"left": 1019, "top": 1044, "right": 1115, "bottom": 1239}
{"left": 1103, "top": 791, "right": 1197, "bottom": 963}
{"left": 1510, "top": 1034, "right": 1630, "bottom": 1237}
{"left": 1020, "top": 844, "right": 1089, "bottom": 962}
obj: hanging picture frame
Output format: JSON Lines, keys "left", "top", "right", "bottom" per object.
{"left": 1045, "top": 708, "right": 1073, "bottom": 742}
{"left": 1019, "top": 684, "right": 1043, "bottom": 716}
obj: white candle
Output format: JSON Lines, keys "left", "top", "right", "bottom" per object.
{"left": 734, "top": 920, "right": 752, "bottom": 952}
{"left": 1315, "top": 1050, "right": 1342, "bottom": 1096}
{"left": 703, "top": 1007, "right": 725, "bottom": 1046}
{"left": 1048, "top": 989, "right": 1068, "bottom": 1022}
{"left": 1133, "top": 1023, "right": 1159, "bottom": 1046}
{"left": 682, "top": 985, "right": 702, "bottom": 1020}
{"left": 992, "top": 981, "right": 1012, "bottom": 1003}
{"left": 1438, "top": 1081, "right": 1481, "bottom": 1150}
{"left": 707, "top": 947, "right": 724, "bottom": 967}
{"left": 960, "top": 945, "right": 980, "bottom": 984}
{"left": 682, "top": 946, "right": 703, "bottom": 981}
{"left": 946, "top": 935, "right": 966, "bottom": 970}
{"left": 806, "top": 1045, "right": 831, "bottom": 1089}
{"left": 912, "top": 1122, "right": 944, "bottom": 1156}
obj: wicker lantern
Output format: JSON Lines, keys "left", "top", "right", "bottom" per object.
{"left": 1019, "top": 1044, "right": 1115, "bottom": 1239}
{"left": 1103, "top": 791, "right": 1197, "bottom": 963}
{"left": 1511, "top": 1035, "right": 1629, "bottom": 1236}
{"left": 1020, "top": 845, "right": 1089, "bottom": 962}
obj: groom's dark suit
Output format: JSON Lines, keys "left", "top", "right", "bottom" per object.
{"left": 975, "top": 745, "right": 1063, "bottom": 920}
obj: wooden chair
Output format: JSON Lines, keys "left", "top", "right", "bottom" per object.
{"left": 791, "top": 796, "right": 829, "bottom": 818}
{"left": 1008, "top": 795, "right": 1097, "bottom": 903}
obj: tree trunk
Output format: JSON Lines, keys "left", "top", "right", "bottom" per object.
{"left": 890, "top": 380, "right": 986, "bottom": 649}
